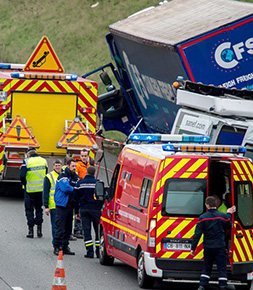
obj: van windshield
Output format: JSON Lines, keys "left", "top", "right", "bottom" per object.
{"left": 162, "top": 179, "right": 206, "bottom": 216}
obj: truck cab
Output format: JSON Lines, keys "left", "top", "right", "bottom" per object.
{"left": 171, "top": 81, "right": 253, "bottom": 160}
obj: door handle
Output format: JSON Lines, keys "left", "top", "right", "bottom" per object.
{"left": 236, "top": 234, "right": 243, "bottom": 238}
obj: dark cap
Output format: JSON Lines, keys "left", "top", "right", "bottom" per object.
{"left": 27, "top": 147, "right": 37, "bottom": 153}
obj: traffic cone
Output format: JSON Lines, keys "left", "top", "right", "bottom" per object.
{"left": 52, "top": 250, "right": 67, "bottom": 290}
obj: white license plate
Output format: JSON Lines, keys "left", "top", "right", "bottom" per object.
{"left": 165, "top": 242, "right": 191, "bottom": 251}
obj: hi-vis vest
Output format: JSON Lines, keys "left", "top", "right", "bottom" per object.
{"left": 26, "top": 156, "right": 47, "bottom": 193}
{"left": 46, "top": 170, "right": 59, "bottom": 209}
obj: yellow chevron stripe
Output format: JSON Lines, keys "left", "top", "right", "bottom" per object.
{"left": 0, "top": 149, "right": 4, "bottom": 172}
{"left": 180, "top": 172, "right": 192, "bottom": 178}
{"left": 29, "top": 80, "right": 44, "bottom": 91}
{"left": 157, "top": 219, "right": 177, "bottom": 238}
{"left": 16, "top": 80, "right": 31, "bottom": 91}
{"left": 169, "top": 220, "right": 192, "bottom": 238}
{"left": 164, "top": 158, "right": 174, "bottom": 169}
{"left": 234, "top": 161, "right": 244, "bottom": 175}
{"left": 196, "top": 172, "right": 207, "bottom": 179}
{"left": 41, "top": 87, "right": 49, "bottom": 92}
{"left": 178, "top": 252, "right": 191, "bottom": 259}
{"left": 47, "top": 81, "right": 62, "bottom": 93}
{"left": 60, "top": 81, "right": 75, "bottom": 93}
{"left": 156, "top": 179, "right": 161, "bottom": 192}
{"left": 187, "top": 159, "right": 206, "bottom": 172}
{"left": 247, "top": 161, "right": 253, "bottom": 176}
{"left": 233, "top": 176, "right": 240, "bottom": 181}
{"left": 241, "top": 161, "right": 251, "bottom": 178}
{"left": 9, "top": 79, "right": 20, "bottom": 89}
{"left": 234, "top": 236, "right": 246, "bottom": 262}
{"left": 159, "top": 160, "right": 164, "bottom": 173}
{"left": 241, "top": 235, "right": 252, "bottom": 261}
{"left": 156, "top": 242, "right": 161, "bottom": 253}
{"left": 101, "top": 216, "right": 147, "bottom": 241}
{"left": 161, "top": 251, "right": 175, "bottom": 258}
{"left": 78, "top": 84, "right": 97, "bottom": 108}
{"left": 157, "top": 210, "right": 162, "bottom": 222}
{"left": 161, "top": 158, "right": 191, "bottom": 186}
{"left": 233, "top": 250, "right": 239, "bottom": 262}
{"left": 183, "top": 226, "right": 195, "bottom": 239}
{"left": 194, "top": 249, "right": 204, "bottom": 259}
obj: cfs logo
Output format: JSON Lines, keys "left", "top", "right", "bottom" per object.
{"left": 214, "top": 37, "right": 253, "bottom": 69}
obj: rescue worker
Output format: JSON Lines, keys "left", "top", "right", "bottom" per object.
{"left": 213, "top": 194, "right": 228, "bottom": 214}
{"left": 53, "top": 158, "right": 79, "bottom": 256}
{"left": 74, "top": 149, "right": 94, "bottom": 238}
{"left": 43, "top": 159, "right": 62, "bottom": 246}
{"left": 20, "top": 147, "right": 48, "bottom": 238}
{"left": 76, "top": 148, "right": 93, "bottom": 179}
{"left": 74, "top": 166, "right": 103, "bottom": 258}
{"left": 191, "top": 196, "right": 236, "bottom": 290}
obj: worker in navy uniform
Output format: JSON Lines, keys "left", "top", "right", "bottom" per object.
{"left": 53, "top": 158, "right": 79, "bottom": 256}
{"left": 191, "top": 196, "right": 236, "bottom": 290}
{"left": 43, "top": 159, "right": 62, "bottom": 246}
{"left": 74, "top": 166, "right": 103, "bottom": 258}
{"left": 20, "top": 147, "right": 48, "bottom": 238}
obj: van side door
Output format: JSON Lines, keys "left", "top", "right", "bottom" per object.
{"left": 230, "top": 158, "right": 253, "bottom": 274}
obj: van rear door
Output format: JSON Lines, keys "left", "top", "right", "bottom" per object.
{"left": 155, "top": 155, "right": 208, "bottom": 263}
{"left": 230, "top": 158, "right": 253, "bottom": 274}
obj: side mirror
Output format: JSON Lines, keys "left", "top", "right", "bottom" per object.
{"left": 95, "top": 181, "right": 105, "bottom": 201}
{"left": 100, "top": 71, "right": 112, "bottom": 86}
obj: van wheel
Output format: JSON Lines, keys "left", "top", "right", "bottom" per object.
{"left": 99, "top": 230, "right": 114, "bottom": 265}
{"left": 235, "top": 281, "right": 252, "bottom": 290}
{"left": 137, "top": 252, "right": 155, "bottom": 289}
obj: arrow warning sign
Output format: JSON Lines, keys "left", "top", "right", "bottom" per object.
{"left": 57, "top": 119, "right": 97, "bottom": 149}
{"left": 24, "top": 36, "right": 65, "bottom": 73}
{"left": 0, "top": 116, "right": 40, "bottom": 147}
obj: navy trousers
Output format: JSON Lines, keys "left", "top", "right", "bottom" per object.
{"left": 80, "top": 209, "right": 101, "bottom": 257}
{"left": 54, "top": 206, "right": 73, "bottom": 249}
{"left": 200, "top": 247, "right": 228, "bottom": 288}
{"left": 24, "top": 192, "right": 43, "bottom": 227}
{"left": 50, "top": 208, "right": 56, "bottom": 246}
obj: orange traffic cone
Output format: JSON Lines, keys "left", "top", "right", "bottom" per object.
{"left": 52, "top": 250, "right": 67, "bottom": 290}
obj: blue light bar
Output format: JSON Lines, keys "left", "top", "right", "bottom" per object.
{"left": 130, "top": 134, "right": 161, "bottom": 142}
{"left": 238, "top": 147, "right": 247, "bottom": 153}
{"left": 0, "top": 64, "right": 10, "bottom": 69}
{"left": 162, "top": 144, "right": 174, "bottom": 151}
{"left": 130, "top": 134, "right": 210, "bottom": 143}
{"left": 182, "top": 136, "right": 210, "bottom": 143}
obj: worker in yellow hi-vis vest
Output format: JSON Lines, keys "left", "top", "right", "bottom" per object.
{"left": 20, "top": 147, "right": 48, "bottom": 238}
{"left": 43, "top": 159, "right": 62, "bottom": 247}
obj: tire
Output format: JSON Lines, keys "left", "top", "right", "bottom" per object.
{"left": 235, "top": 281, "right": 252, "bottom": 290}
{"left": 137, "top": 252, "right": 155, "bottom": 289}
{"left": 99, "top": 230, "right": 114, "bottom": 265}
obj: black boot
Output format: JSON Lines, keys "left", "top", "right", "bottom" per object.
{"left": 26, "top": 226, "right": 34, "bottom": 238}
{"left": 37, "top": 225, "right": 43, "bottom": 238}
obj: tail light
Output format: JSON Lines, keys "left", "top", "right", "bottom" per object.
{"left": 148, "top": 219, "right": 157, "bottom": 249}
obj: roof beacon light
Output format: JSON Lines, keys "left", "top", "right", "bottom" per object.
{"left": 10, "top": 72, "right": 78, "bottom": 81}
{"left": 0, "top": 63, "right": 25, "bottom": 70}
{"left": 130, "top": 134, "right": 210, "bottom": 143}
{"left": 162, "top": 144, "right": 246, "bottom": 154}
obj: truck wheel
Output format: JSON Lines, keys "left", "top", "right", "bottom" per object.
{"left": 235, "top": 281, "right": 252, "bottom": 290}
{"left": 137, "top": 252, "right": 155, "bottom": 289}
{"left": 99, "top": 230, "right": 114, "bottom": 265}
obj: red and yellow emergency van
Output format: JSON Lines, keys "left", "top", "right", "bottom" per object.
{"left": 0, "top": 36, "right": 98, "bottom": 194}
{"left": 98, "top": 134, "right": 253, "bottom": 289}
